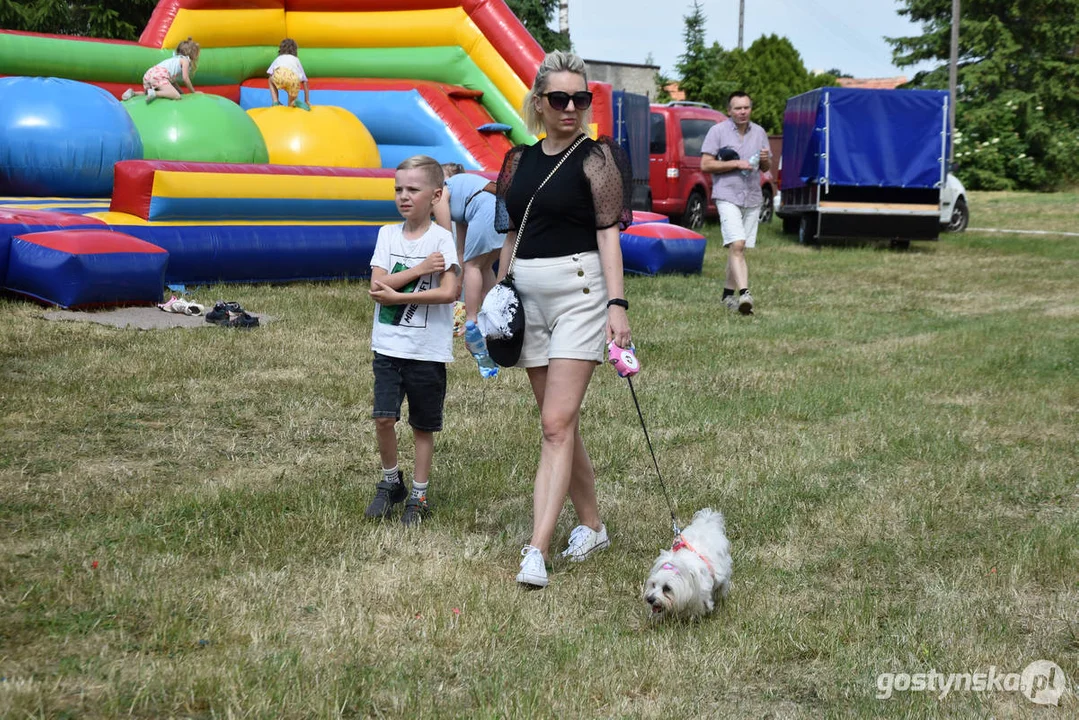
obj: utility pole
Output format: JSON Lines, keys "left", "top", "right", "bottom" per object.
{"left": 559, "top": 1, "right": 570, "bottom": 45}
{"left": 738, "top": 0, "right": 745, "bottom": 50}
{"left": 948, "top": 0, "right": 959, "bottom": 167}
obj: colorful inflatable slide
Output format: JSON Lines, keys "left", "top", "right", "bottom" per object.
{"left": 0, "top": 0, "right": 703, "bottom": 304}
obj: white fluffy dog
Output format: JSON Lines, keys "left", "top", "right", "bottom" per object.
{"left": 643, "top": 508, "right": 732, "bottom": 620}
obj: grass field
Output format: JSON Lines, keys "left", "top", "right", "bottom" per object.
{"left": 1, "top": 192, "right": 1076, "bottom": 718}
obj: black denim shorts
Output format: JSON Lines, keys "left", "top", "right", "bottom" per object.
{"left": 371, "top": 352, "right": 446, "bottom": 432}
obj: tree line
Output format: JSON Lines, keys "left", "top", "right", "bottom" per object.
{"left": 663, "top": 0, "right": 1078, "bottom": 191}
{"left": 889, "top": 0, "right": 1079, "bottom": 190}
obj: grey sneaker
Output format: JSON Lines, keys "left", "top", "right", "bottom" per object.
{"left": 560, "top": 524, "right": 610, "bottom": 562}
{"left": 364, "top": 472, "right": 407, "bottom": 519}
{"left": 121, "top": 88, "right": 134, "bottom": 101}
{"left": 723, "top": 295, "right": 738, "bottom": 312}
{"left": 401, "top": 494, "right": 430, "bottom": 527}
{"left": 737, "top": 291, "right": 755, "bottom": 315}
{"left": 516, "top": 545, "right": 549, "bottom": 588}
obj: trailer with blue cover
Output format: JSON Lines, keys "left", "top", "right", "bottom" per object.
{"left": 778, "top": 87, "right": 950, "bottom": 247}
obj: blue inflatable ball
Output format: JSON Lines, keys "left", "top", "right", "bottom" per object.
{"left": 0, "top": 77, "right": 143, "bottom": 197}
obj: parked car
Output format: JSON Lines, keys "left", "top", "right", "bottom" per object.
{"left": 649, "top": 101, "right": 775, "bottom": 229}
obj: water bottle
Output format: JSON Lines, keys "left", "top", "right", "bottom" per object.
{"left": 464, "top": 320, "right": 499, "bottom": 379}
{"left": 742, "top": 151, "right": 760, "bottom": 178}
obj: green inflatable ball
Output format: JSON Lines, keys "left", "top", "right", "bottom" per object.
{"left": 123, "top": 92, "right": 268, "bottom": 164}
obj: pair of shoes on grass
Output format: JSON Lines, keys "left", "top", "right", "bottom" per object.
{"left": 205, "top": 301, "right": 259, "bottom": 329}
{"left": 516, "top": 524, "right": 610, "bottom": 589}
{"left": 364, "top": 471, "right": 429, "bottom": 527}
{"left": 723, "top": 291, "right": 755, "bottom": 315}
{"left": 158, "top": 295, "right": 204, "bottom": 315}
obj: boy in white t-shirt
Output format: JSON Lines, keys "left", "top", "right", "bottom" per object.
{"left": 365, "top": 156, "right": 461, "bottom": 526}
{"left": 267, "top": 38, "right": 310, "bottom": 108}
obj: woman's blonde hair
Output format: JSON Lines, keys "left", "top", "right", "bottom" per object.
{"left": 397, "top": 155, "right": 445, "bottom": 188}
{"left": 522, "top": 50, "right": 590, "bottom": 136}
{"left": 175, "top": 37, "right": 200, "bottom": 73}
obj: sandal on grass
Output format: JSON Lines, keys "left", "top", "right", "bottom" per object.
{"left": 223, "top": 311, "right": 259, "bottom": 329}
{"left": 205, "top": 301, "right": 244, "bottom": 324}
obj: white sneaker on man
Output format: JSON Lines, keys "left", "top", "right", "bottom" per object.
{"left": 560, "top": 524, "right": 610, "bottom": 562}
{"left": 516, "top": 545, "right": 548, "bottom": 588}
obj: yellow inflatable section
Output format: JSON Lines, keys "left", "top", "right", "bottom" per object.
{"left": 162, "top": 9, "right": 285, "bottom": 48}
{"left": 248, "top": 106, "right": 382, "bottom": 168}
{"left": 161, "top": 6, "right": 529, "bottom": 112}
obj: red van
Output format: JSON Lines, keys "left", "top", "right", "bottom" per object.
{"left": 649, "top": 101, "right": 775, "bottom": 229}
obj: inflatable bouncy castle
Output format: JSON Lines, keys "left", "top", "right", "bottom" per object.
{"left": 0, "top": 0, "right": 703, "bottom": 302}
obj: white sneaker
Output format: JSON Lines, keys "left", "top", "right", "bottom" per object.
{"left": 146, "top": 87, "right": 156, "bottom": 104}
{"left": 560, "top": 524, "right": 610, "bottom": 562}
{"left": 121, "top": 88, "right": 134, "bottom": 101}
{"left": 737, "top": 291, "right": 754, "bottom": 315}
{"left": 516, "top": 545, "right": 548, "bottom": 588}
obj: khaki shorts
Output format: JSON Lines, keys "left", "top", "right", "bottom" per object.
{"left": 513, "top": 251, "right": 607, "bottom": 368}
{"left": 717, "top": 200, "right": 761, "bottom": 248}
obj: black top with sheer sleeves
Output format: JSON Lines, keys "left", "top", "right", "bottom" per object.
{"left": 494, "top": 136, "right": 633, "bottom": 260}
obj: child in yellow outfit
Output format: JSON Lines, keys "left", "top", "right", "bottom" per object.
{"left": 267, "top": 38, "right": 310, "bottom": 109}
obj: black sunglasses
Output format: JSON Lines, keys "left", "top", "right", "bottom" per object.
{"left": 543, "top": 91, "right": 593, "bottom": 111}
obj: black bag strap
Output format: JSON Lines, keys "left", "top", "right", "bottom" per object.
{"left": 506, "top": 134, "right": 588, "bottom": 276}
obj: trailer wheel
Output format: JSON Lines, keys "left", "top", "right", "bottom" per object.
{"left": 782, "top": 215, "right": 799, "bottom": 235}
{"left": 798, "top": 213, "right": 818, "bottom": 245}
{"left": 680, "top": 190, "right": 705, "bottom": 230}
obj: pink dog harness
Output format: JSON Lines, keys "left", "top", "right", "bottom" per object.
{"left": 671, "top": 535, "right": 714, "bottom": 574}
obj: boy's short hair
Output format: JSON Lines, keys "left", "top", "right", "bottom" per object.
{"left": 397, "top": 155, "right": 445, "bottom": 188}
{"left": 278, "top": 38, "right": 298, "bottom": 56}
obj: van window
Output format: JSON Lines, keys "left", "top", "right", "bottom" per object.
{"left": 649, "top": 113, "right": 666, "bottom": 154}
{"left": 680, "top": 119, "right": 718, "bottom": 157}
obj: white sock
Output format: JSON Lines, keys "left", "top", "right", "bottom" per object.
{"left": 382, "top": 466, "right": 400, "bottom": 484}
{"left": 410, "top": 480, "right": 428, "bottom": 499}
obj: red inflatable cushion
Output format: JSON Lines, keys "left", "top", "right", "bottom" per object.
{"left": 15, "top": 229, "right": 167, "bottom": 255}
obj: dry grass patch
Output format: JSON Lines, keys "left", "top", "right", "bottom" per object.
{"left": 2, "top": 205, "right": 1078, "bottom": 717}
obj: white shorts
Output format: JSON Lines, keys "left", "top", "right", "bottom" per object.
{"left": 512, "top": 251, "right": 607, "bottom": 368}
{"left": 717, "top": 201, "right": 761, "bottom": 248}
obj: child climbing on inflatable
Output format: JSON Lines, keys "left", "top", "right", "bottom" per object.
{"left": 122, "top": 38, "right": 200, "bottom": 104}
{"left": 268, "top": 38, "right": 311, "bottom": 109}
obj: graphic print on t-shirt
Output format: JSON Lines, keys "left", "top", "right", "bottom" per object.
{"left": 377, "top": 259, "right": 433, "bottom": 327}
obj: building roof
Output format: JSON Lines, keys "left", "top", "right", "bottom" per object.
{"left": 836, "top": 76, "right": 908, "bottom": 90}
{"left": 583, "top": 58, "right": 659, "bottom": 71}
